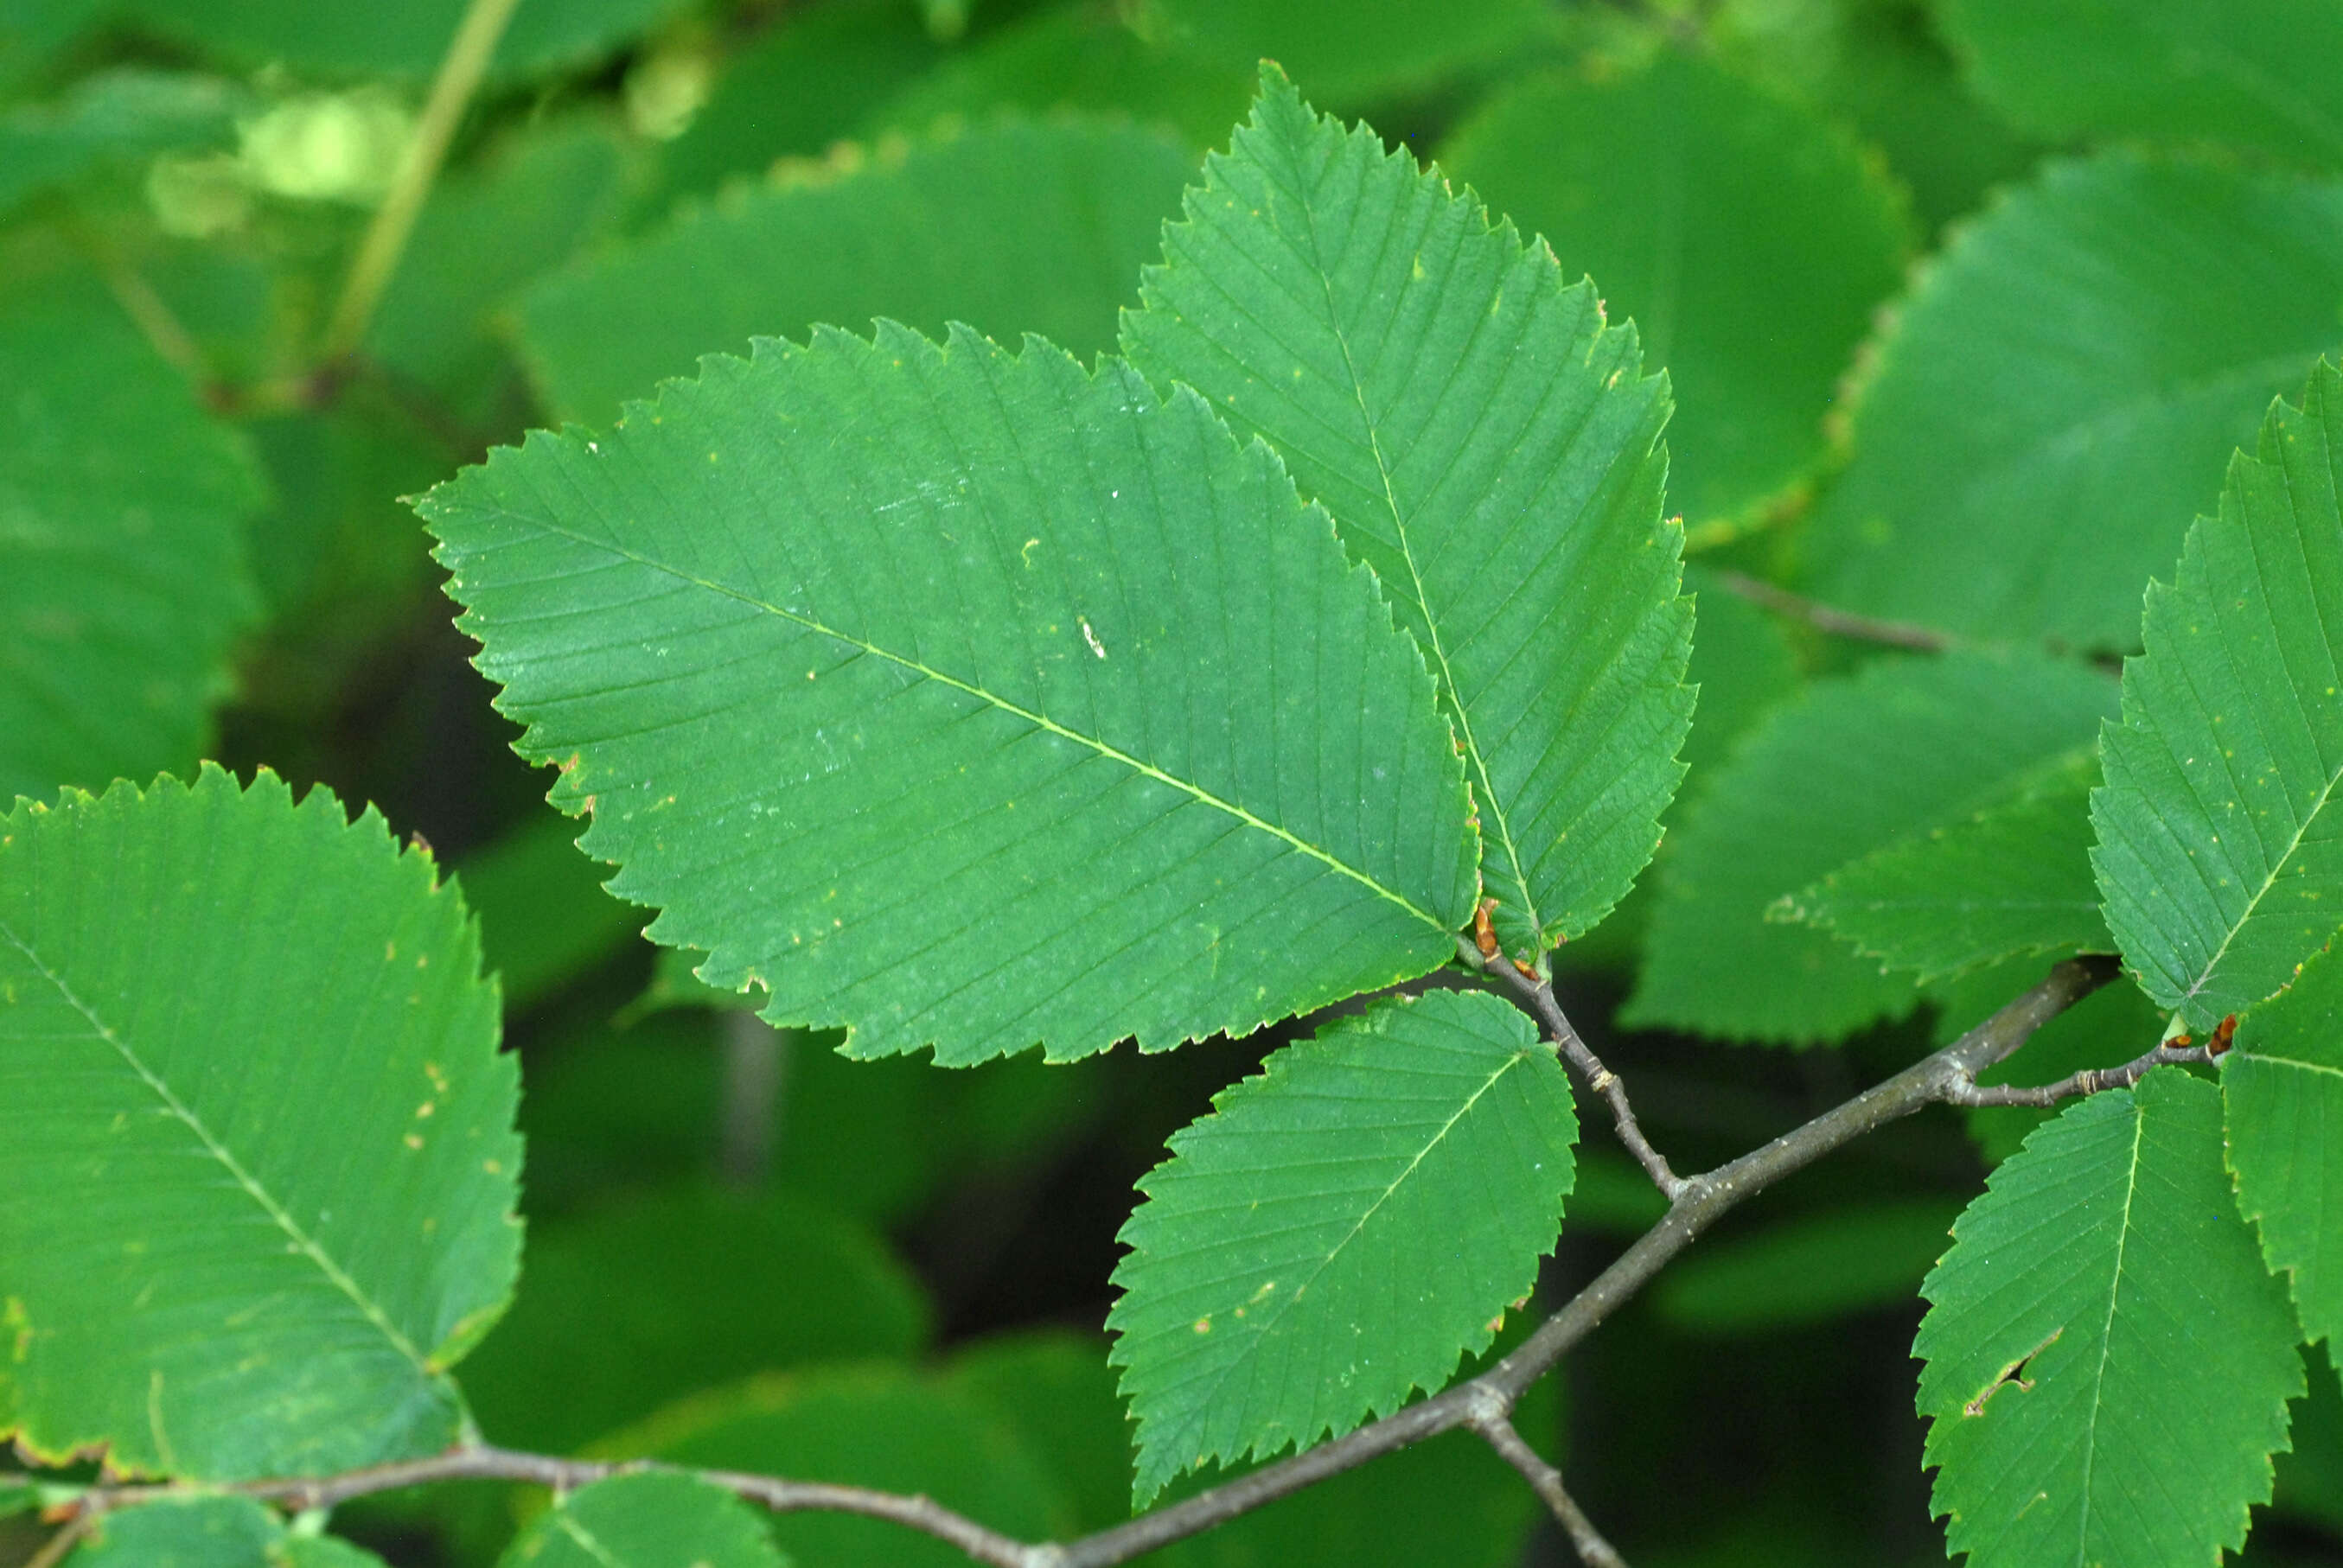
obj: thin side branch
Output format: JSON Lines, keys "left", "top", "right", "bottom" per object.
{"left": 61, "top": 957, "right": 2124, "bottom": 1568}
{"left": 320, "top": 0, "right": 524, "bottom": 360}
{"left": 1468, "top": 942, "right": 1684, "bottom": 1199}
{"left": 1944, "top": 1040, "right": 2213, "bottom": 1106}
{"left": 1713, "top": 570, "right": 1955, "bottom": 653}
{"left": 1465, "top": 1392, "right": 1627, "bottom": 1568}
{"left": 21, "top": 1515, "right": 92, "bottom": 1568}
{"left": 93, "top": 1448, "right": 1041, "bottom": 1568}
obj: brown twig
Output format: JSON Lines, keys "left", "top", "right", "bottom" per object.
{"left": 93, "top": 1448, "right": 1041, "bottom": 1568}
{"left": 21, "top": 1514, "right": 92, "bottom": 1568}
{"left": 64, "top": 957, "right": 2123, "bottom": 1568}
{"left": 1945, "top": 1040, "right": 2212, "bottom": 1106}
{"left": 1467, "top": 940, "right": 1685, "bottom": 1199}
{"left": 1712, "top": 570, "right": 1955, "bottom": 653}
{"left": 1465, "top": 1392, "right": 1627, "bottom": 1568}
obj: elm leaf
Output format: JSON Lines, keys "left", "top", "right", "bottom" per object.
{"left": 419, "top": 327, "right": 1477, "bottom": 1065}
{"left": 2092, "top": 360, "right": 2343, "bottom": 1029}
{"left": 1108, "top": 989, "right": 1575, "bottom": 1503}
{"left": 0, "top": 767, "right": 520, "bottom": 1481}
{"left": 1914, "top": 1071, "right": 2301, "bottom": 1568}
{"left": 2226, "top": 939, "right": 2343, "bottom": 1348}
{"left": 1800, "top": 154, "right": 2343, "bottom": 647}
{"left": 1781, "top": 747, "right": 2112, "bottom": 985}
{"left": 1124, "top": 66, "right": 1689, "bottom": 959}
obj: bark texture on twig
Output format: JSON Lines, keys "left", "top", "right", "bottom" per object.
{"left": 59, "top": 957, "right": 2124, "bottom": 1567}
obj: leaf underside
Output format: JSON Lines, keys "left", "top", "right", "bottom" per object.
{"left": 2227, "top": 938, "right": 2343, "bottom": 1348}
{"left": 1109, "top": 988, "right": 1576, "bottom": 1503}
{"left": 1914, "top": 1071, "right": 2301, "bottom": 1568}
{"left": 0, "top": 767, "right": 520, "bottom": 1481}
{"left": 2092, "top": 360, "right": 2343, "bottom": 1030}
{"left": 420, "top": 326, "right": 1477, "bottom": 1065}
{"left": 1123, "top": 64, "right": 1689, "bottom": 959}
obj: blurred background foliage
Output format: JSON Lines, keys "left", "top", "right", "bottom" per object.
{"left": 3, "top": 0, "right": 2341, "bottom": 1564}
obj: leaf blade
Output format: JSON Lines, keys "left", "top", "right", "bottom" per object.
{"left": 2091, "top": 360, "right": 2343, "bottom": 1029}
{"left": 0, "top": 285, "right": 261, "bottom": 803}
{"left": 2227, "top": 939, "right": 2343, "bottom": 1348}
{"left": 1782, "top": 747, "right": 2112, "bottom": 985}
{"left": 1800, "top": 154, "right": 2343, "bottom": 647}
{"left": 1914, "top": 1070, "right": 2301, "bottom": 1568}
{"left": 1108, "top": 989, "right": 1576, "bottom": 1502}
{"left": 420, "top": 327, "right": 1476, "bottom": 1064}
{"left": 1122, "top": 66, "right": 1689, "bottom": 957}
{"left": 1626, "top": 650, "right": 2116, "bottom": 1044}
{"left": 1440, "top": 50, "right": 1911, "bottom": 533}
{"left": 494, "top": 1473, "right": 785, "bottom": 1568}
{"left": 0, "top": 768, "right": 520, "bottom": 1481}
{"left": 521, "top": 117, "right": 1195, "bottom": 425}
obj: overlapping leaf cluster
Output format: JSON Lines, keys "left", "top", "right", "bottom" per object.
{"left": 11, "top": 0, "right": 2343, "bottom": 1563}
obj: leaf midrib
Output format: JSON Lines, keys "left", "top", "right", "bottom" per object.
{"left": 2171, "top": 708, "right": 2343, "bottom": 1017}
{"left": 2072, "top": 1096, "right": 2148, "bottom": 1564}
{"left": 1185, "top": 1046, "right": 1540, "bottom": 1423}
{"left": 1264, "top": 124, "right": 1545, "bottom": 946}
{"left": 0, "top": 921, "right": 438, "bottom": 1382}
{"left": 476, "top": 506, "right": 1451, "bottom": 934}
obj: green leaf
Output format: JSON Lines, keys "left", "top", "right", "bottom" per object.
{"left": 71, "top": 1495, "right": 390, "bottom": 1567}
{"left": 1108, "top": 989, "right": 1575, "bottom": 1504}
{"left": 1940, "top": 0, "right": 2343, "bottom": 169}
{"left": 1780, "top": 747, "right": 2111, "bottom": 985}
{"left": 495, "top": 1474, "right": 784, "bottom": 1568}
{"left": 1800, "top": 153, "right": 2343, "bottom": 647}
{"left": 421, "top": 328, "right": 1476, "bottom": 1064}
{"left": 2227, "top": 939, "right": 2343, "bottom": 1348}
{"left": 0, "top": 767, "right": 520, "bottom": 1480}
{"left": 1653, "top": 1195, "right": 1963, "bottom": 1335}
{"left": 455, "top": 809, "right": 643, "bottom": 1014}
{"left": 1553, "top": 569, "right": 1803, "bottom": 981}
{"left": 520, "top": 118, "right": 1194, "bottom": 424}
{"left": 1709, "top": 0, "right": 2042, "bottom": 234}
{"left": 640, "top": 0, "right": 942, "bottom": 216}
{"left": 0, "top": 284, "right": 262, "bottom": 804}
{"left": 1148, "top": 0, "right": 1544, "bottom": 102}
{"left": 865, "top": 9, "right": 1255, "bottom": 153}
{"left": 458, "top": 1183, "right": 929, "bottom": 1456}
{"left": 2273, "top": 1341, "right": 2343, "bottom": 1535}
{"left": 2093, "top": 361, "right": 2343, "bottom": 1029}
{"left": 1914, "top": 1070, "right": 2302, "bottom": 1568}
{"left": 368, "top": 117, "right": 635, "bottom": 427}
{"left": 0, "top": 69, "right": 246, "bottom": 217}
{"left": 1122, "top": 65, "right": 1688, "bottom": 958}
{"left": 1679, "top": 568, "right": 1804, "bottom": 789}
{"left": 1441, "top": 50, "right": 1910, "bottom": 534}
{"left": 1625, "top": 650, "right": 2117, "bottom": 1043}
{"left": 942, "top": 1331, "right": 1133, "bottom": 1533}
{"left": 596, "top": 1366, "right": 1064, "bottom": 1567}
{"left": 123, "top": 0, "right": 686, "bottom": 82}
